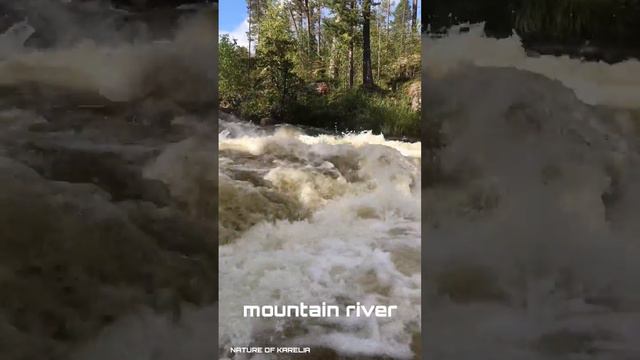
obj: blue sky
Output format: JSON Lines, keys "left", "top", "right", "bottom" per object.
{"left": 220, "top": 0, "right": 250, "bottom": 47}
{"left": 220, "top": 0, "right": 422, "bottom": 48}
{"left": 220, "top": 1, "right": 247, "bottom": 35}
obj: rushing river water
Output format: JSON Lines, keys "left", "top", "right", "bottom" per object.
{"left": 424, "top": 24, "right": 640, "bottom": 359}
{"left": 218, "top": 115, "right": 422, "bottom": 359}
{"left": 0, "top": 2, "right": 217, "bottom": 359}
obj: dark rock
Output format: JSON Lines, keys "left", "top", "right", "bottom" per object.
{"left": 260, "top": 117, "right": 273, "bottom": 126}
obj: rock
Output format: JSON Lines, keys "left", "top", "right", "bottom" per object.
{"left": 260, "top": 117, "right": 273, "bottom": 126}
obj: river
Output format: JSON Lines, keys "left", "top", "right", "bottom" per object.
{"left": 218, "top": 114, "right": 422, "bottom": 359}
{"left": 424, "top": 24, "right": 640, "bottom": 359}
{"left": 0, "top": 1, "right": 217, "bottom": 359}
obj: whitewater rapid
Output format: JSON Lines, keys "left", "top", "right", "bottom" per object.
{"left": 0, "top": 0, "right": 215, "bottom": 104}
{"left": 426, "top": 23, "right": 640, "bottom": 109}
{"left": 218, "top": 116, "right": 422, "bottom": 359}
{"left": 0, "top": 2, "right": 218, "bottom": 360}
{"left": 424, "top": 25, "right": 640, "bottom": 359}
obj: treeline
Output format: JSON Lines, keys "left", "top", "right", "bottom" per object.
{"left": 425, "top": 0, "right": 640, "bottom": 47}
{"left": 220, "top": 0, "right": 421, "bottom": 138}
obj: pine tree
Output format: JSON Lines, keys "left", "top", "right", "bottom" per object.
{"left": 362, "top": 0, "right": 374, "bottom": 88}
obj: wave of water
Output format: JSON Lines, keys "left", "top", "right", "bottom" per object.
{"left": 218, "top": 116, "right": 422, "bottom": 359}
{"left": 0, "top": 0, "right": 215, "bottom": 104}
{"left": 426, "top": 23, "right": 640, "bottom": 109}
{"left": 424, "top": 25, "right": 640, "bottom": 359}
{"left": 0, "top": 2, "right": 218, "bottom": 359}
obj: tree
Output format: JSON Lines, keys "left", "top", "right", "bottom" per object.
{"left": 362, "top": 0, "right": 374, "bottom": 88}
{"left": 325, "top": 0, "right": 359, "bottom": 88}
{"left": 349, "top": 0, "right": 356, "bottom": 88}
{"left": 393, "top": 0, "right": 411, "bottom": 53}
{"left": 411, "top": 0, "right": 418, "bottom": 32}
{"left": 219, "top": 35, "right": 250, "bottom": 106}
{"left": 247, "top": 1, "right": 252, "bottom": 56}
{"left": 247, "top": 0, "right": 270, "bottom": 56}
{"left": 255, "top": 2, "right": 299, "bottom": 118}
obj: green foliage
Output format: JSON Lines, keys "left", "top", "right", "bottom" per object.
{"left": 219, "top": 35, "right": 250, "bottom": 107}
{"left": 288, "top": 88, "right": 419, "bottom": 138}
{"left": 237, "top": 91, "right": 272, "bottom": 121}
{"left": 254, "top": 3, "right": 302, "bottom": 119}
{"left": 220, "top": 0, "right": 421, "bottom": 138}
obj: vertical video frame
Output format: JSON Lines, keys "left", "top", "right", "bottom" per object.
{"left": 219, "top": 0, "right": 421, "bottom": 359}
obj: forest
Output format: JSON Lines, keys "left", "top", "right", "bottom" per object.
{"left": 220, "top": 0, "right": 421, "bottom": 139}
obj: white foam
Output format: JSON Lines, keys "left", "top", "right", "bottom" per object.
{"left": 218, "top": 119, "right": 421, "bottom": 358}
{"left": 424, "top": 27, "right": 640, "bottom": 359}
{"left": 425, "top": 23, "right": 640, "bottom": 108}
{"left": 0, "top": 8, "right": 214, "bottom": 102}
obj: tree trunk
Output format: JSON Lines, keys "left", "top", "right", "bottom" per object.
{"left": 299, "top": 10, "right": 304, "bottom": 38}
{"left": 362, "top": 0, "right": 374, "bottom": 89}
{"left": 348, "top": 41, "right": 354, "bottom": 88}
{"left": 400, "top": 0, "right": 407, "bottom": 54}
{"left": 329, "top": 37, "right": 338, "bottom": 80}
{"left": 411, "top": 0, "right": 418, "bottom": 32}
{"left": 387, "top": 0, "right": 391, "bottom": 37}
{"left": 288, "top": 5, "right": 304, "bottom": 61}
{"left": 348, "top": 0, "right": 355, "bottom": 88}
{"left": 317, "top": 8, "right": 322, "bottom": 56}
{"left": 377, "top": 11, "right": 381, "bottom": 80}
{"left": 289, "top": 6, "right": 300, "bottom": 38}
{"left": 304, "top": 0, "right": 314, "bottom": 56}
{"left": 281, "top": 69, "right": 288, "bottom": 118}
{"left": 247, "top": 1, "right": 252, "bottom": 57}
{"left": 255, "top": 0, "right": 261, "bottom": 46}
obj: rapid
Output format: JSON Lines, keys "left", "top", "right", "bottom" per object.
{"left": 218, "top": 114, "right": 422, "bottom": 359}
{"left": 0, "top": 1, "right": 218, "bottom": 359}
{"left": 424, "top": 24, "right": 640, "bottom": 359}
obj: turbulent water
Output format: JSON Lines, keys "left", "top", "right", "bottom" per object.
{"left": 0, "top": 1, "right": 217, "bottom": 359}
{"left": 427, "top": 23, "right": 640, "bottom": 109}
{"left": 0, "top": 2, "right": 215, "bottom": 104}
{"left": 424, "top": 24, "right": 640, "bottom": 359}
{"left": 218, "top": 115, "right": 422, "bottom": 359}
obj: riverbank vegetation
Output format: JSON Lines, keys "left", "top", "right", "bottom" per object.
{"left": 220, "top": 0, "right": 421, "bottom": 139}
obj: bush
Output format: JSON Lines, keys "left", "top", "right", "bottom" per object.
{"left": 287, "top": 88, "right": 420, "bottom": 139}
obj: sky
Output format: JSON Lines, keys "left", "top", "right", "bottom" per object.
{"left": 219, "top": 0, "right": 422, "bottom": 48}
{"left": 220, "top": 1, "right": 250, "bottom": 47}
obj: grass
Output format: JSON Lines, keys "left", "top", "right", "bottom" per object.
{"left": 285, "top": 88, "right": 420, "bottom": 139}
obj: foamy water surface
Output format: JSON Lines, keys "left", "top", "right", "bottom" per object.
{"left": 424, "top": 25, "right": 640, "bottom": 359}
{"left": 218, "top": 118, "right": 422, "bottom": 359}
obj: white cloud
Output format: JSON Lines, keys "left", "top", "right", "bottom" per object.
{"left": 221, "top": 18, "right": 250, "bottom": 49}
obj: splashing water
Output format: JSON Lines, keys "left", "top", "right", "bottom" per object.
{"left": 218, "top": 116, "right": 422, "bottom": 359}
{"left": 424, "top": 25, "right": 640, "bottom": 359}
{"left": 0, "top": 20, "right": 35, "bottom": 57}
{"left": 0, "top": 0, "right": 215, "bottom": 103}
{"left": 425, "top": 23, "right": 640, "bottom": 109}
{"left": 0, "top": 2, "right": 217, "bottom": 360}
